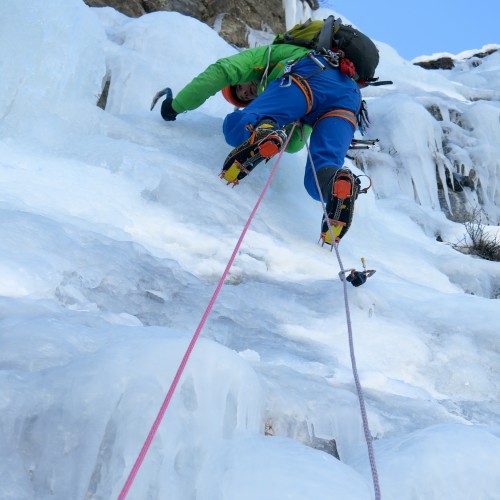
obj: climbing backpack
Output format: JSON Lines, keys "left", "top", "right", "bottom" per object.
{"left": 273, "top": 15, "right": 380, "bottom": 84}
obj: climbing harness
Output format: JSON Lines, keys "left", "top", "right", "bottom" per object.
{"left": 279, "top": 60, "right": 314, "bottom": 113}
{"left": 289, "top": 74, "right": 314, "bottom": 114}
{"left": 285, "top": 52, "right": 373, "bottom": 136}
{"left": 315, "top": 108, "right": 357, "bottom": 130}
{"left": 279, "top": 50, "right": 350, "bottom": 116}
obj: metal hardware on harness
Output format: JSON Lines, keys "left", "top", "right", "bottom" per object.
{"left": 279, "top": 62, "right": 295, "bottom": 87}
{"left": 338, "top": 268, "right": 356, "bottom": 279}
{"left": 301, "top": 52, "right": 333, "bottom": 81}
{"left": 318, "top": 48, "right": 342, "bottom": 69}
{"left": 307, "top": 50, "right": 341, "bottom": 74}
{"left": 279, "top": 63, "right": 314, "bottom": 114}
{"left": 307, "top": 52, "right": 327, "bottom": 70}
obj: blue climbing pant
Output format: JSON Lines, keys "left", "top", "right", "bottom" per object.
{"left": 223, "top": 55, "right": 362, "bottom": 201}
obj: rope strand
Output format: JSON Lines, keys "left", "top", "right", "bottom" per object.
{"left": 304, "top": 130, "right": 381, "bottom": 500}
{"left": 116, "top": 123, "right": 297, "bottom": 500}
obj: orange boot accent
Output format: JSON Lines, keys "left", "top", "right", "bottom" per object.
{"left": 334, "top": 179, "right": 352, "bottom": 199}
{"left": 259, "top": 140, "right": 280, "bottom": 159}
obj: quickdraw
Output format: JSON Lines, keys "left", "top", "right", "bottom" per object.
{"left": 280, "top": 61, "right": 314, "bottom": 114}
{"left": 338, "top": 257, "right": 376, "bottom": 287}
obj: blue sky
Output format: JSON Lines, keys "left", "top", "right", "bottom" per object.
{"left": 323, "top": 1, "right": 499, "bottom": 60}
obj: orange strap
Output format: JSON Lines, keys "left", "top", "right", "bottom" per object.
{"left": 290, "top": 74, "right": 313, "bottom": 114}
{"left": 314, "top": 109, "right": 357, "bottom": 130}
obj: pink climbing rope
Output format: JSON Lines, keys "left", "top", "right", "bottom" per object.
{"left": 116, "top": 123, "right": 297, "bottom": 500}
{"left": 304, "top": 132, "right": 381, "bottom": 500}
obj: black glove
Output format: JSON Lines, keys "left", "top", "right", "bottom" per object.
{"left": 160, "top": 89, "right": 178, "bottom": 121}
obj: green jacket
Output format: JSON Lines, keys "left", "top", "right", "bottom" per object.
{"left": 172, "top": 44, "right": 313, "bottom": 153}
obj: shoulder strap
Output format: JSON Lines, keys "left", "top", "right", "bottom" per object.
{"left": 317, "top": 15, "right": 342, "bottom": 51}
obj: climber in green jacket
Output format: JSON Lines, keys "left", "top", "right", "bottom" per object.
{"left": 152, "top": 36, "right": 371, "bottom": 243}
{"left": 151, "top": 44, "right": 312, "bottom": 153}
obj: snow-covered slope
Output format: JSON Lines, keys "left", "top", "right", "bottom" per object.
{"left": 0, "top": 1, "right": 499, "bottom": 499}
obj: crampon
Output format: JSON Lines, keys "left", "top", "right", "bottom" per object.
{"left": 220, "top": 120, "right": 287, "bottom": 186}
{"left": 320, "top": 168, "right": 372, "bottom": 246}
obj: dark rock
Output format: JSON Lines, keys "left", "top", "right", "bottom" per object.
{"left": 414, "top": 57, "right": 455, "bottom": 70}
{"left": 413, "top": 48, "right": 498, "bottom": 71}
{"left": 426, "top": 104, "right": 443, "bottom": 121}
{"left": 83, "top": 0, "right": 145, "bottom": 17}
{"left": 83, "top": 0, "right": 288, "bottom": 47}
{"left": 474, "top": 47, "right": 498, "bottom": 58}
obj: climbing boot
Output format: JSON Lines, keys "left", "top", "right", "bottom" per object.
{"left": 320, "top": 168, "right": 360, "bottom": 245}
{"left": 220, "top": 119, "right": 287, "bottom": 185}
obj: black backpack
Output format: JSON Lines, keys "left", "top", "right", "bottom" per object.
{"left": 273, "top": 16, "right": 380, "bottom": 83}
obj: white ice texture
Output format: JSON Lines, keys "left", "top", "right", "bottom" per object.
{"left": 0, "top": 1, "right": 499, "bottom": 499}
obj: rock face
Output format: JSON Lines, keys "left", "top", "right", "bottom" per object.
{"left": 82, "top": 0, "right": 206, "bottom": 19}
{"left": 413, "top": 47, "right": 498, "bottom": 70}
{"left": 414, "top": 57, "right": 455, "bottom": 70}
{"left": 82, "top": 0, "right": 288, "bottom": 47}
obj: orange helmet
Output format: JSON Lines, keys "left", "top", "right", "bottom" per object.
{"left": 221, "top": 85, "right": 250, "bottom": 108}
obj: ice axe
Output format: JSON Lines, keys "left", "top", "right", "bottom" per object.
{"left": 150, "top": 87, "right": 172, "bottom": 111}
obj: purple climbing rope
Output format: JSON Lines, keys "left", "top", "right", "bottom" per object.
{"left": 304, "top": 133, "right": 382, "bottom": 500}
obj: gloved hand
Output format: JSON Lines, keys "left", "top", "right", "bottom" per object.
{"left": 160, "top": 89, "right": 178, "bottom": 121}
{"left": 150, "top": 87, "right": 178, "bottom": 121}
